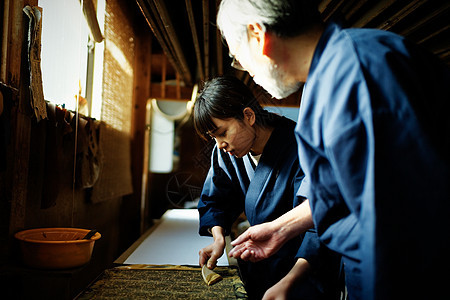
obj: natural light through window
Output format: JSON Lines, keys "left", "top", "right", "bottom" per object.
{"left": 40, "top": 0, "right": 105, "bottom": 119}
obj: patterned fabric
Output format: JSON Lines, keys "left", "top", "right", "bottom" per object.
{"left": 78, "top": 265, "right": 247, "bottom": 299}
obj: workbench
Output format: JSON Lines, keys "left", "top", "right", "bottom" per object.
{"left": 77, "top": 209, "right": 247, "bottom": 299}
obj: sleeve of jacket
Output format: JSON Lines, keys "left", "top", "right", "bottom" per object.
{"left": 296, "top": 229, "right": 342, "bottom": 279}
{"left": 198, "top": 146, "right": 245, "bottom": 236}
{"left": 296, "top": 230, "right": 323, "bottom": 264}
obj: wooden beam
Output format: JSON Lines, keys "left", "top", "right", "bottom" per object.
{"left": 202, "top": 0, "right": 210, "bottom": 79}
{"left": 141, "top": 99, "right": 152, "bottom": 233}
{"left": 150, "top": 83, "right": 192, "bottom": 100}
{"left": 5, "top": 0, "right": 38, "bottom": 236}
{"left": 320, "top": 0, "right": 346, "bottom": 22}
{"left": 161, "top": 54, "right": 166, "bottom": 98}
{"left": 342, "top": 0, "right": 368, "bottom": 22}
{"left": 130, "top": 31, "right": 152, "bottom": 234}
{"left": 185, "top": 0, "right": 204, "bottom": 81}
{"left": 351, "top": 0, "right": 397, "bottom": 28}
{"left": 136, "top": 1, "right": 179, "bottom": 76}
{"left": 216, "top": 0, "right": 223, "bottom": 76}
{"left": 417, "top": 24, "right": 450, "bottom": 45}
{"left": 176, "top": 72, "right": 181, "bottom": 99}
{"left": 439, "top": 49, "right": 450, "bottom": 62}
{"left": 1, "top": 0, "right": 11, "bottom": 81}
{"left": 81, "top": 0, "right": 103, "bottom": 42}
{"left": 318, "top": 0, "right": 334, "bottom": 14}
{"left": 148, "top": 0, "right": 185, "bottom": 82}
{"left": 377, "top": 0, "right": 428, "bottom": 31}
{"left": 399, "top": 1, "right": 450, "bottom": 37}
{"left": 153, "top": 0, "right": 193, "bottom": 85}
{"left": 1, "top": 0, "right": 29, "bottom": 86}
{"left": 135, "top": 0, "right": 192, "bottom": 86}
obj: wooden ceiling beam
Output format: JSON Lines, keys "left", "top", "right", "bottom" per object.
{"left": 216, "top": 0, "right": 223, "bottom": 76}
{"left": 417, "top": 24, "right": 450, "bottom": 45}
{"left": 318, "top": 0, "right": 334, "bottom": 14}
{"left": 185, "top": 0, "right": 204, "bottom": 81}
{"left": 136, "top": 0, "right": 193, "bottom": 86}
{"left": 439, "top": 49, "right": 450, "bottom": 62}
{"left": 399, "top": 1, "right": 450, "bottom": 37}
{"left": 202, "top": 0, "right": 210, "bottom": 80}
{"left": 136, "top": 0, "right": 182, "bottom": 81}
{"left": 153, "top": 0, "right": 192, "bottom": 86}
{"left": 342, "top": 0, "right": 368, "bottom": 22}
{"left": 161, "top": 54, "right": 166, "bottom": 98}
{"left": 319, "top": 0, "right": 347, "bottom": 22}
{"left": 377, "top": 0, "right": 428, "bottom": 31}
{"left": 351, "top": 0, "right": 396, "bottom": 28}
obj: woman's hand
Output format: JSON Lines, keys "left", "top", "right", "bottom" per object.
{"left": 199, "top": 226, "right": 226, "bottom": 269}
{"left": 262, "top": 258, "right": 311, "bottom": 300}
{"left": 262, "top": 279, "right": 291, "bottom": 300}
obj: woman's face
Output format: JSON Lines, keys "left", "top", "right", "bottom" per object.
{"left": 208, "top": 116, "right": 256, "bottom": 158}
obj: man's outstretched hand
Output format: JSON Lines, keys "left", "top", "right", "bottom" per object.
{"left": 229, "top": 200, "right": 314, "bottom": 262}
{"left": 228, "top": 222, "right": 287, "bottom": 262}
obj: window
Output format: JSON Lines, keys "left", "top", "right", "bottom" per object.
{"left": 40, "top": 0, "right": 105, "bottom": 119}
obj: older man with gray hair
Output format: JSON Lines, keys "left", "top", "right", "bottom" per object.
{"left": 218, "top": 1, "right": 450, "bottom": 300}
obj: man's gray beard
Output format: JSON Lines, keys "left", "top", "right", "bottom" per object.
{"left": 253, "top": 63, "right": 301, "bottom": 99}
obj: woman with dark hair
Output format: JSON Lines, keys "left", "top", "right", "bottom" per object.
{"left": 194, "top": 76, "right": 342, "bottom": 300}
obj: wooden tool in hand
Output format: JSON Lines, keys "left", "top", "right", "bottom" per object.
{"left": 201, "top": 261, "right": 222, "bottom": 286}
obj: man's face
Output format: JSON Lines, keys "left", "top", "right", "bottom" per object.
{"left": 228, "top": 35, "right": 301, "bottom": 99}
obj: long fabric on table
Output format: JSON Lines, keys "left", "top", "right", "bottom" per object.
{"left": 78, "top": 265, "right": 247, "bottom": 299}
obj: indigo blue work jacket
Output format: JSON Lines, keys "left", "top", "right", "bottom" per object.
{"left": 297, "top": 21, "right": 450, "bottom": 300}
{"left": 199, "top": 116, "right": 342, "bottom": 300}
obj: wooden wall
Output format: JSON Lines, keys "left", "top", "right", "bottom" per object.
{"left": 0, "top": 0, "right": 153, "bottom": 298}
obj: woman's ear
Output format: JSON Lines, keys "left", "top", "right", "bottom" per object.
{"left": 243, "top": 107, "right": 256, "bottom": 126}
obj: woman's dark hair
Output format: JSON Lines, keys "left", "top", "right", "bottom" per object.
{"left": 194, "top": 76, "right": 277, "bottom": 140}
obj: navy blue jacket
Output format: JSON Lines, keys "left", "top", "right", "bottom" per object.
{"left": 199, "top": 116, "right": 341, "bottom": 300}
{"left": 298, "top": 21, "right": 450, "bottom": 300}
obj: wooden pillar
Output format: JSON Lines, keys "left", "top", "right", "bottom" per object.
{"left": 129, "top": 29, "right": 152, "bottom": 235}
{"left": 3, "top": 0, "right": 38, "bottom": 236}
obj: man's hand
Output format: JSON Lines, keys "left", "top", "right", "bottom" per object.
{"left": 228, "top": 222, "right": 287, "bottom": 262}
{"left": 229, "top": 201, "right": 315, "bottom": 262}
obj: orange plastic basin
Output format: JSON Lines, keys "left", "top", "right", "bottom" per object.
{"left": 14, "top": 228, "right": 101, "bottom": 269}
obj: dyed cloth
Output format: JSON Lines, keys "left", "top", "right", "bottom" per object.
{"left": 78, "top": 265, "right": 247, "bottom": 299}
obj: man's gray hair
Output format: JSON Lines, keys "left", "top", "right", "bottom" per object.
{"left": 217, "top": 0, "right": 321, "bottom": 47}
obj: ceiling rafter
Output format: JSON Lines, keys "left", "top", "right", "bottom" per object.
{"left": 136, "top": 0, "right": 192, "bottom": 86}
{"left": 202, "top": 0, "right": 210, "bottom": 80}
{"left": 185, "top": 0, "right": 204, "bottom": 81}
{"left": 215, "top": 0, "right": 223, "bottom": 76}
{"left": 351, "top": 0, "right": 397, "bottom": 28}
{"left": 377, "top": 0, "right": 428, "bottom": 31}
